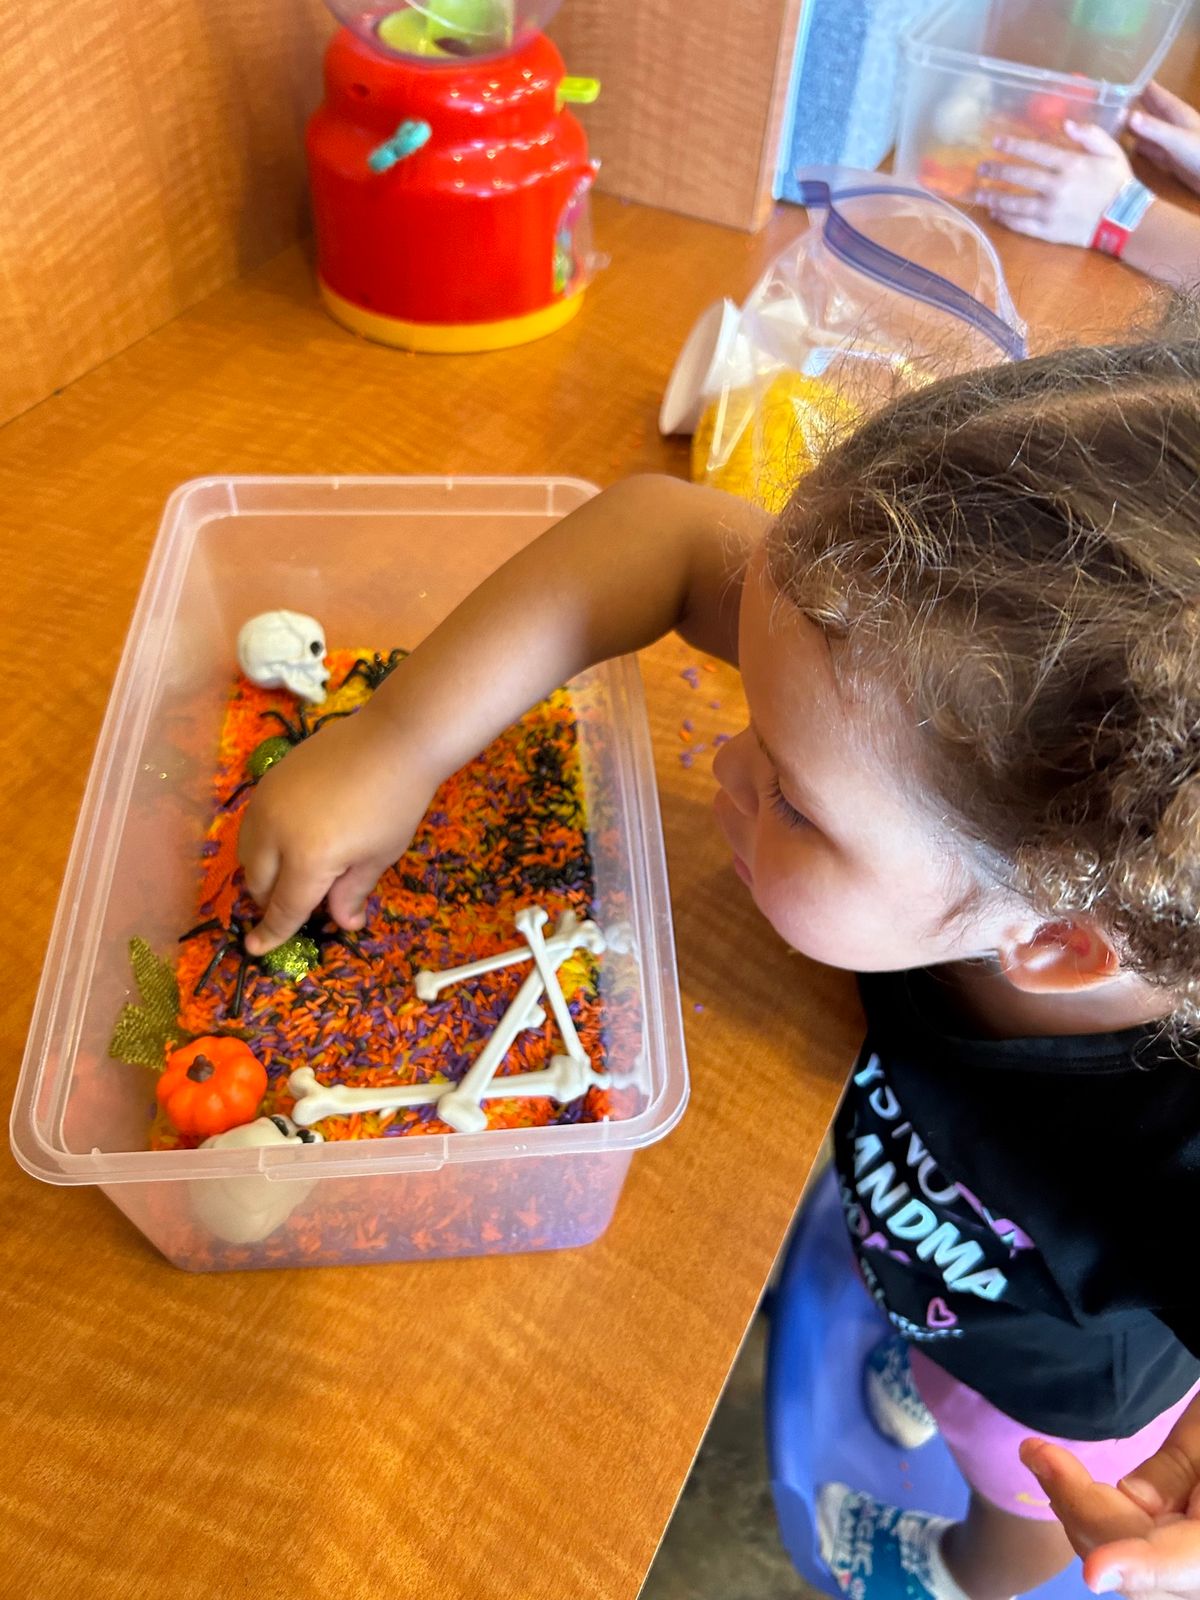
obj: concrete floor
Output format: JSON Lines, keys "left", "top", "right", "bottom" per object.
{"left": 639, "top": 1315, "right": 824, "bottom": 1600}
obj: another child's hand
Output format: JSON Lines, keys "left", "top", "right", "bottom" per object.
{"left": 1130, "top": 81, "right": 1200, "bottom": 196}
{"left": 974, "top": 121, "right": 1132, "bottom": 246}
{"left": 1020, "top": 1406, "right": 1200, "bottom": 1597}
{"left": 238, "top": 707, "right": 437, "bottom": 953}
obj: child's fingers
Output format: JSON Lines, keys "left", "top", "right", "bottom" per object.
{"left": 1021, "top": 1440, "right": 1152, "bottom": 1555}
{"left": 239, "top": 835, "right": 279, "bottom": 907}
{"left": 1083, "top": 1521, "right": 1200, "bottom": 1595}
{"left": 1120, "top": 1401, "right": 1200, "bottom": 1518}
{"left": 992, "top": 133, "right": 1069, "bottom": 170}
{"left": 977, "top": 159, "right": 1057, "bottom": 192}
{"left": 1138, "top": 80, "right": 1200, "bottom": 129}
{"left": 245, "top": 864, "right": 334, "bottom": 953}
{"left": 1129, "top": 110, "right": 1199, "bottom": 165}
{"left": 327, "top": 861, "right": 389, "bottom": 930}
{"left": 1131, "top": 132, "right": 1175, "bottom": 169}
{"left": 1064, "top": 120, "right": 1125, "bottom": 158}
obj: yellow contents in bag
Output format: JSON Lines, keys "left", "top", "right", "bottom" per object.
{"left": 691, "top": 371, "right": 859, "bottom": 511}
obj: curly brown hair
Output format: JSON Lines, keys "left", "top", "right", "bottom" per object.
{"left": 768, "top": 306, "right": 1200, "bottom": 1025}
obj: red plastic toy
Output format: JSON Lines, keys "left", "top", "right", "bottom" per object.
{"left": 307, "top": 2, "right": 599, "bottom": 351}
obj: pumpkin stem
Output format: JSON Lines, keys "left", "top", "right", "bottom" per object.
{"left": 187, "top": 1054, "right": 215, "bottom": 1083}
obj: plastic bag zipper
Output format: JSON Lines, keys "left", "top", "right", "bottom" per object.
{"left": 795, "top": 178, "right": 1027, "bottom": 361}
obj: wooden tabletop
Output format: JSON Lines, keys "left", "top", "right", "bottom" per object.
{"left": 0, "top": 193, "right": 1166, "bottom": 1599}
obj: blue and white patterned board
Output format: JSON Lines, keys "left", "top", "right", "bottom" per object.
{"left": 776, "top": 0, "right": 935, "bottom": 188}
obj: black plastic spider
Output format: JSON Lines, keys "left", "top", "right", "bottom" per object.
{"left": 339, "top": 648, "right": 408, "bottom": 693}
{"left": 178, "top": 912, "right": 361, "bottom": 1017}
{"left": 220, "top": 704, "right": 355, "bottom": 809}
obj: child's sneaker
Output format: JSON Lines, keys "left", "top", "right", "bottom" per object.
{"left": 864, "top": 1334, "right": 938, "bottom": 1450}
{"left": 816, "top": 1483, "right": 967, "bottom": 1600}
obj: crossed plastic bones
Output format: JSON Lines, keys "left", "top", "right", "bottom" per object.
{"left": 288, "top": 907, "right": 613, "bottom": 1134}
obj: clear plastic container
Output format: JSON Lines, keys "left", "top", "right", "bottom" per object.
{"left": 895, "top": 0, "right": 1190, "bottom": 201}
{"left": 10, "top": 477, "right": 688, "bottom": 1272}
{"left": 324, "top": 1, "right": 563, "bottom": 63}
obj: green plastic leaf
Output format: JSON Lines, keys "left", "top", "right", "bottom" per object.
{"left": 108, "top": 1005, "right": 172, "bottom": 1071}
{"left": 107, "top": 938, "right": 184, "bottom": 1069}
{"left": 129, "top": 937, "right": 180, "bottom": 1036}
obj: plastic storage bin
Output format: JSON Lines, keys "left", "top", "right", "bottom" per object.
{"left": 10, "top": 477, "right": 688, "bottom": 1272}
{"left": 896, "top": 0, "right": 1190, "bottom": 200}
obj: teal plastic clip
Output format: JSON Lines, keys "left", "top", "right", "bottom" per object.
{"left": 368, "top": 119, "right": 433, "bottom": 173}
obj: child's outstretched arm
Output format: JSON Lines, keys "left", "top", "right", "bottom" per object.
{"left": 1021, "top": 1409, "right": 1200, "bottom": 1596}
{"left": 239, "top": 475, "right": 767, "bottom": 953}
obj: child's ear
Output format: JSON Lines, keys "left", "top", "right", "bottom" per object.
{"left": 999, "top": 919, "right": 1122, "bottom": 994}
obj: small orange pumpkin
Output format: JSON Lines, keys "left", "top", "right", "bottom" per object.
{"left": 157, "top": 1036, "right": 267, "bottom": 1138}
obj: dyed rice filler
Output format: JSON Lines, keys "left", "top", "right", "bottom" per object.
{"left": 140, "top": 649, "right": 645, "bottom": 1266}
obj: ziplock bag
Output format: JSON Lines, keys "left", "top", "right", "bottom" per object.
{"left": 686, "top": 169, "right": 1027, "bottom": 510}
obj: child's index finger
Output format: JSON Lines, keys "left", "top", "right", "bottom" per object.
{"left": 244, "top": 865, "right": 334, "bottom": 954}
{"left": 1022, "top": 1440, "right": 1153, "bottom": 1554}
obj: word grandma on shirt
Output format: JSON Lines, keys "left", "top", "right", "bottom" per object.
{"left": 847, "top": 1052, "right": 1012, "bottom": 1308}
{"left": 830, "top": 969, "right": 1200, "bottom": 1438}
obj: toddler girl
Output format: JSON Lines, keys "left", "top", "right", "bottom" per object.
{"left": 239, "top": 321, "right": 1200, "bottom": 1599}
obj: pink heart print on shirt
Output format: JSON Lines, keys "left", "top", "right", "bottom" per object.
{"left": 955, "top": 1183, "right": 1035, "bottom": 1254}
{"left": 926, "top": 1297, "right": 958, "bottom": 1330}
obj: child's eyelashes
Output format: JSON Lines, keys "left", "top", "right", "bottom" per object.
{"left": 767, "top": 775, "right": 809, "bottom": 829}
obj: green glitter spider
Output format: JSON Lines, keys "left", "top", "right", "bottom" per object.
{"left": 178, "top": 913, "right": 360, "bottom": 1018}
{"left": 221, "top": 705, "right": 354, "bottom": 810}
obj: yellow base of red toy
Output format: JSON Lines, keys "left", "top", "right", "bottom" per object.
{"left": 320, "top": 278, "right": 585, "bottom": 354}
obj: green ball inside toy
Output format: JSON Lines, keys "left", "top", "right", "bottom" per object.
{"left": 379, "top": 0, "right": 509, "bottom": 55}
{"left": 427, "top": 0, "right": 506, "bottom": 35}
{"left": 377, "top": 9, "right": 439, "bottom": 53}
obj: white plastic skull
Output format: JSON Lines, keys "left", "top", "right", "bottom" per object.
{"left": 192, "top": 1115, "right": 324, "bottom": 1245}
{"left": 237, "top": 610, "right": 330, "bottom": 704}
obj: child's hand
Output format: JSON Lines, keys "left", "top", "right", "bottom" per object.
{"left": 238, "top": 707, "right": 437, "bottom": 953}
{"left": 974, "top": 120, "right": 1133, "bottom": 246}
{"left": 1021, "top": 1405, "right": 1200, "bottom": 1597}
{"left": 1130, "top": 82, "right": 1200, "bottom": 195}
{"left": 233, "top": 477, "right": 763, "bottom": 954}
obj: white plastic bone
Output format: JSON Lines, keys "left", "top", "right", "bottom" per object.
{"left": 481, "top": 1053, "right": 608, "bottom": 1102}
{"left": 514, "top": 906, "right": 589, "bottom": 1064}
{"left": 289, "top": 1065, "right": 436, "bottom": 1126}
{"left": 413, "top": 909, "right": 605, "bottom": 1001}
{"left": 288, "top": 904, "right": 613, "bottom": 1135}
{"left": 288, "top": 1056, "right": 610, "bottom": 1124}
{"left": 536, "top": 1053, "right": 604, "bottom": 1101}
{"left": 434, "top": 905, "right": 607, "bottom": 1132}
{"left": 435, "top": 968, "right": 548, "bottom": 1134}
{"left": 237, "top": 610, "right": 330, "bottom": 704}
{"left": 289, "top": 977, "right": 552, "bottom": 1131}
